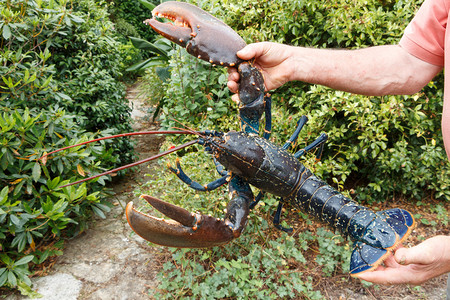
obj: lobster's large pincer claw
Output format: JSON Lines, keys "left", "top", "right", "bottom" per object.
{"left": 147, "top": 1, "right": 246, "bottom": 66}
{"left": 126, "top": 195, "right": 237, "bottom": 248}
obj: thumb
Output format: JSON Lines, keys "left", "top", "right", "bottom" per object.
{"left": 394, "top": 243, "right": 433, "bottom": 266}
{"left": 236, "top": 44, "right": 259, "bottom": 60}
{"left": 236, "top": 42, "right": 272, "bottom": 60}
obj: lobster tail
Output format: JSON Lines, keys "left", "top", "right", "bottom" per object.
{"left": 295, "top": 174, "right": 415, "bottom": 275}
{"left": 350, "top": 208, "right": 415, "bottom": 275}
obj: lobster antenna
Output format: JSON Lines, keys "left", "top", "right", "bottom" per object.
{"left": 40, "top": 130, "right": 194, "bottom": 163}
{"left": 59, "top": 139, "right": 198, "bottom": 188}
{"left": 172, "top": 126, "right": 202, "bottom": 137}
{"left": 168, "top": 117, "right": 202, "bottom": 136}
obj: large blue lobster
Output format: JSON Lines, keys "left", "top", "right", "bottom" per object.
{"left": 50, "top": 1, "right": 416, "bottom": 276}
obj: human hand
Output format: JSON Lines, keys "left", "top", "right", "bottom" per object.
{"left": 356, "top": 235, "right": 450, "bottom": 285}
{"left": 227, "top": 42, "right": 296, "bottom": 102}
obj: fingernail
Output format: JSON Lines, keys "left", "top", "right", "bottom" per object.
{"left": 399, "top": 255, "right": 406, "bottom": 265}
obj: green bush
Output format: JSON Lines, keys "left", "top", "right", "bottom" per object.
{"left": 0, "top": 0, "right": 136, "bottom": 294}
{"left": 1, "top": 0, "right": 136, "bottom": 167}
{"left": 148, "top": 0, "right": 450, "bottom": 202}
{"left": 158, "top": 48, "right": 236, "bottom": 131}
{"left": 0, "top": 107, "right": 115, "bottom": 295}
{"left": 113, "top": 0, "right": 158, "bottom": 41}
{"left": 48, "top": 0, "right": 135, "bottom": 166}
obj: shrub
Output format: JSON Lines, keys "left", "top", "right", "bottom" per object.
{"left": 150, "top": 0, "right": 450, "bottom": 202}
{"left": 0, "top": 0, "right": 135, "bottom": 294}
{"left": 1, "top": 0, "right": 136, "bottom": 167}
{"left": 158, "top": 48, "right": 236, "bottom": 132}
{"left": 113, "top": 0, "right": 158, "bottom": 41}
{"left": 48, "top": 0, "right": 135, "bottom": 167}
{"left": 0, "top": 107, "right": 115, "bottom": 295}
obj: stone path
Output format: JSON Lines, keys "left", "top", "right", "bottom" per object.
{"left": 22, "top": 199, "right": 158, "bottom": 300}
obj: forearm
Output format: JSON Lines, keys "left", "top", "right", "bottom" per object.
{"left": 288, "top": 45, "right": 441, "bottom": 96}
{"left": 434, "top": 235, "right": 450, "bottom": 274}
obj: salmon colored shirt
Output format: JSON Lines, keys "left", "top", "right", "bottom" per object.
{"left": 399, "top": 0, "right": 450, "bottom": 159}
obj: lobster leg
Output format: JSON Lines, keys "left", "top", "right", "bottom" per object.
{"left": 281, "top": 115, "right": 308, "bottom": 150}
{"left": 273, "top": 200, "right": 293, "bottom": 233}
{"left": 168, "top": 158, "right": 229, "bottom": 191}
{"left": 213, "top": 157, "right": 229, "bottom": 176}
{"left": 294, "top": 133, "right": 328, "bottom": 159}
{"left": 262, "top": 95, "right": 272, "bottom": 140}
{"left": 238, "top": 62, "right": 266, "bottom": 135}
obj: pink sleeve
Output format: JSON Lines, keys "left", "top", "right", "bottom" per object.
{"left": 399, "top": 0, "right": 449, "bottom": 67}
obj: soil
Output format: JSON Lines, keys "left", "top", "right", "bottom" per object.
{"left": 4, "top": 82, "right": 449, "bottom": 299}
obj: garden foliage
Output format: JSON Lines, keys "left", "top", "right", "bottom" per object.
{"left": 0, "top": 0, "right": 136, "bottom": 294}
{"left": 137, "top": 0, "right": 449, "bottom": 298}
{"left": 148, "top": 0, "right": 450, "bottom": 203}
{"left": 112, "top": 0, "right": 158, "bottom": 42}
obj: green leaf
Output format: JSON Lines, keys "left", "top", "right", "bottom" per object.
{"left": 92, "top": 205, "right": 106, "bottom": 219}
{"left": 0, "top": 187, "right": 8, "bottom": 205}
{"left": 2, "top": 24, "right": 11, "bottom": 40}
{"left": 14, "top": 255, "right": 34, "bottom": 266}
{"left": 32, "top": 162, "right": 41, "bottom": 182}
{"left": 10, "top": 214, "right": 20, "bottom": 226}
{"left": 129, "top": 37, "right": 169, "bottom": 58}
{"left": 138, "top": 0, "right": 155, "bottom": 11}
{"left": 126, "top": 58, "right": 167, "bottom": 71}
{"left": 7, "top": 270, "right": 17, "bottom": 287}
{"left": 0, "top": 269, "right": 7, "bottom": 287}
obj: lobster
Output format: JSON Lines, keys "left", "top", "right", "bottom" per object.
{"left": 44, "top": 1, "right": 415, "bottom": 276}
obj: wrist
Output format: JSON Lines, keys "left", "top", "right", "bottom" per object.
{"left": 286, "top": 46, "right": 310, "bottom": 83}
{"left": 288, "top": 46, "right": 329, "bottom": 85}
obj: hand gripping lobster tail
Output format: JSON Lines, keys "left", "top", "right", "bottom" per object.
{"left": 293, "top": 170, "right": 416, "bottom": 275}
{"left": 125, "top": 176, "right": 252, "bottom": 248}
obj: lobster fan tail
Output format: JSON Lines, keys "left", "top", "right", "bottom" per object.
{"left": 350, "top": 208, "right": 415, "bottom": 275}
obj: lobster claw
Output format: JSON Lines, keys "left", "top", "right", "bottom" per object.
{"left": 146, "top": 1, "right": 246, "bottom": 66}
{"left": 126, "top": 195, "right": 237, "bottom": 248}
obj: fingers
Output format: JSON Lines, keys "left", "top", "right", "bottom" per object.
{"left": 355, "top": 251, "right": 405, "bottom": 285}
{"left": 382, "top": 252, "right": 402, "bottom": 268}
{"left": 227, "top": 68, "right": 239, "bottom": 94}
{"left": 356, "top": 237, "right": 450, "bottom": 286}
{"left": 231, "top": 93, "right": 240, "bottom": 103}
{"left": 394, "top": 241, "right": 434, "bottom": 266}
{"left": 356, "top": 266, "right": 417, "bottom": 285}
{"left": 228, "top": 42, "right": 277, "bottom": 102}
